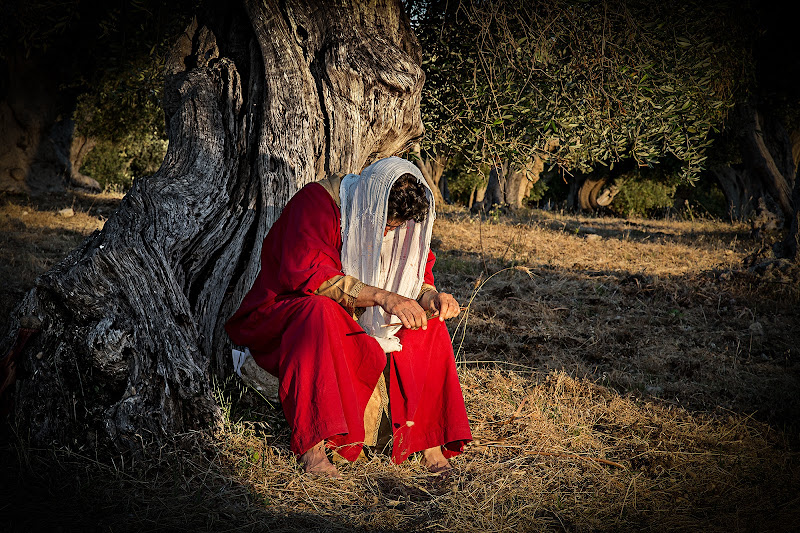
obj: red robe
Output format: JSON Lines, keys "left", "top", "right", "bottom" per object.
{"left": 225, "top": 182, "right": 472, "bottom": 463}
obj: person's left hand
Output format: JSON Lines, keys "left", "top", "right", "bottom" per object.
{"left": 421, "top": 291, "right": 460, "bottom": 321}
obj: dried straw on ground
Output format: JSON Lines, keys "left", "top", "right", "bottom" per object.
{"left": 1, "top": 196, "right": 798, "bottom": 532}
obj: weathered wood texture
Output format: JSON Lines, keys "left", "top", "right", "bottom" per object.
{"left": 713, "top": 108, "right": 797, "bottom": 250}
{"left": 740, "top": 107, "right": 795, "bottom": 220}
{"left": 474, "top": 157, "right": 547, "bottom": 211}
{"left": 575, "top": 175, "right": 620, "bottom": 211}
{"left": 780, "top": 130, "right": 800, "bottom": 260}
{"left": 472, "top": 140, "right": 559, "bottom": 211}
{"left": 1, "top": 0, "right": 423, "bottom": 449}
{"left": 710, "top": 165, "right": 758, "bottom": 220}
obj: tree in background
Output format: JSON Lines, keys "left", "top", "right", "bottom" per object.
{"left": 412, "top": 0, "right": 751, "bottom": 210}
{"left": 73, "top": 53, "right": 170, "bottom": 191}
{"left": 708, "top": 2, "right": 799, "bottom": 258}
{"left": 0, "top": 0, "right": 195, "bottom": 194}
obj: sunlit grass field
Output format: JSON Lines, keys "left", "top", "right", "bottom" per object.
{"left": 2, "top": 193, "right": 798, "bottom": 532}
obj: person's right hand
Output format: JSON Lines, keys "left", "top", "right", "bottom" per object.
{"left": 380, "top": 292, "right": 428, "bottom": 330}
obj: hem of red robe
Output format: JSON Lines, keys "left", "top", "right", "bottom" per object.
{"left": 280, "top": 393, "right": 349, "bottom": 457}
{"left": 390, "top": 424, "right": 473, "bottom": 464}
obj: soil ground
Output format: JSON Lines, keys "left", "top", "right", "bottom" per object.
{"left": 1, "top": 192, "right": 799, "bottom": 532}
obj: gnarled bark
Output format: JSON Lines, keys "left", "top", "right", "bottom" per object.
{"left": 473, "top": 140, "right": 558, "bottom": 212}
{"left": 710, "top": 164, "right": 757, "bottom": 220}
{"left": 65, "top": 126, "right": 100, "bottom": 191}
{"left": 468, "top": 181, "right": 488, "bottom": 210}
{"left": 0, "top": 55, "right": 99, "bottom": 194}
{"left": 569, "top": 174, "right": 620, "bottom": 211}
{"left": 1, "top": 0, "right": 424, "bottom": 451}
{"left": 720, "top": 107, "right": 798, "bottom": 251}
{"left": 740, "top": 107, "right": 794, "bottom": 220}
{"left": 779, "top": 129, "right": 800, "bottom": 260}
{"left": 477, "top": 164, "right": 505, "bottom": 210}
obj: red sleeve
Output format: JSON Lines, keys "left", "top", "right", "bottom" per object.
{"left": 423, "top": 249, "right": 436, "bottom": 286}
{"left": 273, "top": 184, "right": 344, "bottom": 295}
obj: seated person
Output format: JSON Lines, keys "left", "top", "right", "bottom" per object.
{"left": 225, "top": 156, "right": 472, "bottom": 477}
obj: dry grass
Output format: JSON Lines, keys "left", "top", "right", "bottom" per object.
{"left": 435, "top": 208, "right": 800, "bottom": 431}
{"left": 2, "top": 197, "right": 799, "bottom": 532}
{"left": 0, "top": 191, "right": 121, "bottom": 334}
{"left": 436, "top": 208, "right": 753, "bottom": 277}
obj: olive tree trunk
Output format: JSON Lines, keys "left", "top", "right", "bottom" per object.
{"left": 468, "top": 181, "right": 488, "bottom": 210}
{"left": 720, "top": 107, "right": 798, "bottom": 250}
{"left": 779, "top": 130, "right": 800, "bottom": 260}
{"left": 0, "top": 55, "right": 100, "bottom": 194}
{"left": 570, "top": 173, "right": 621, "bottom": 212}
{"left": 1, "top": 0, "right": 423, "bottom": 450}
{"left": 710, "top": 164, "right": 757, "bottom": 220}
{"left": 474, "top": 156, "right": 547, "bottom": 211}
{"left": 740, "top": 107, "right": 795, "bottom": 220}
{"left": 0, "top": 56, "right": 71, "bottom": 194}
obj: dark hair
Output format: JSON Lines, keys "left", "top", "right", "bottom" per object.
{"left": 387, "top": 174, "right": 429, "bottom": 223}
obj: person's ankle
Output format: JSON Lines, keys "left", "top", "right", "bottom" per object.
{"left": 300, "top": 441, "right": 340, "bottom": 477}
{"left": 421, "top": 445, "right": 451, "bottom": 474}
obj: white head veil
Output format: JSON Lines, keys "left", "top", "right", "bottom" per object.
{"left": 340, "top": 156, "right": 436, "bottom": 353}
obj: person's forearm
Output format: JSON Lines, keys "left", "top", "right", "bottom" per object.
{"left": 356, "top": 285, "right": 430, "bottom": 328}
{"left": 354, "top": 285, "right": 390, "bottom": 308}
{"left": 418, "top": 289, "right": 438, "bottom": 311}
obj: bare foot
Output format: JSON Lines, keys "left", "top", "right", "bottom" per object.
{"left": 421, "top": 445, "right": 452, "bottom": 475}
{"left": 299, "top": 441, "right": 340, "bottom": 478}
